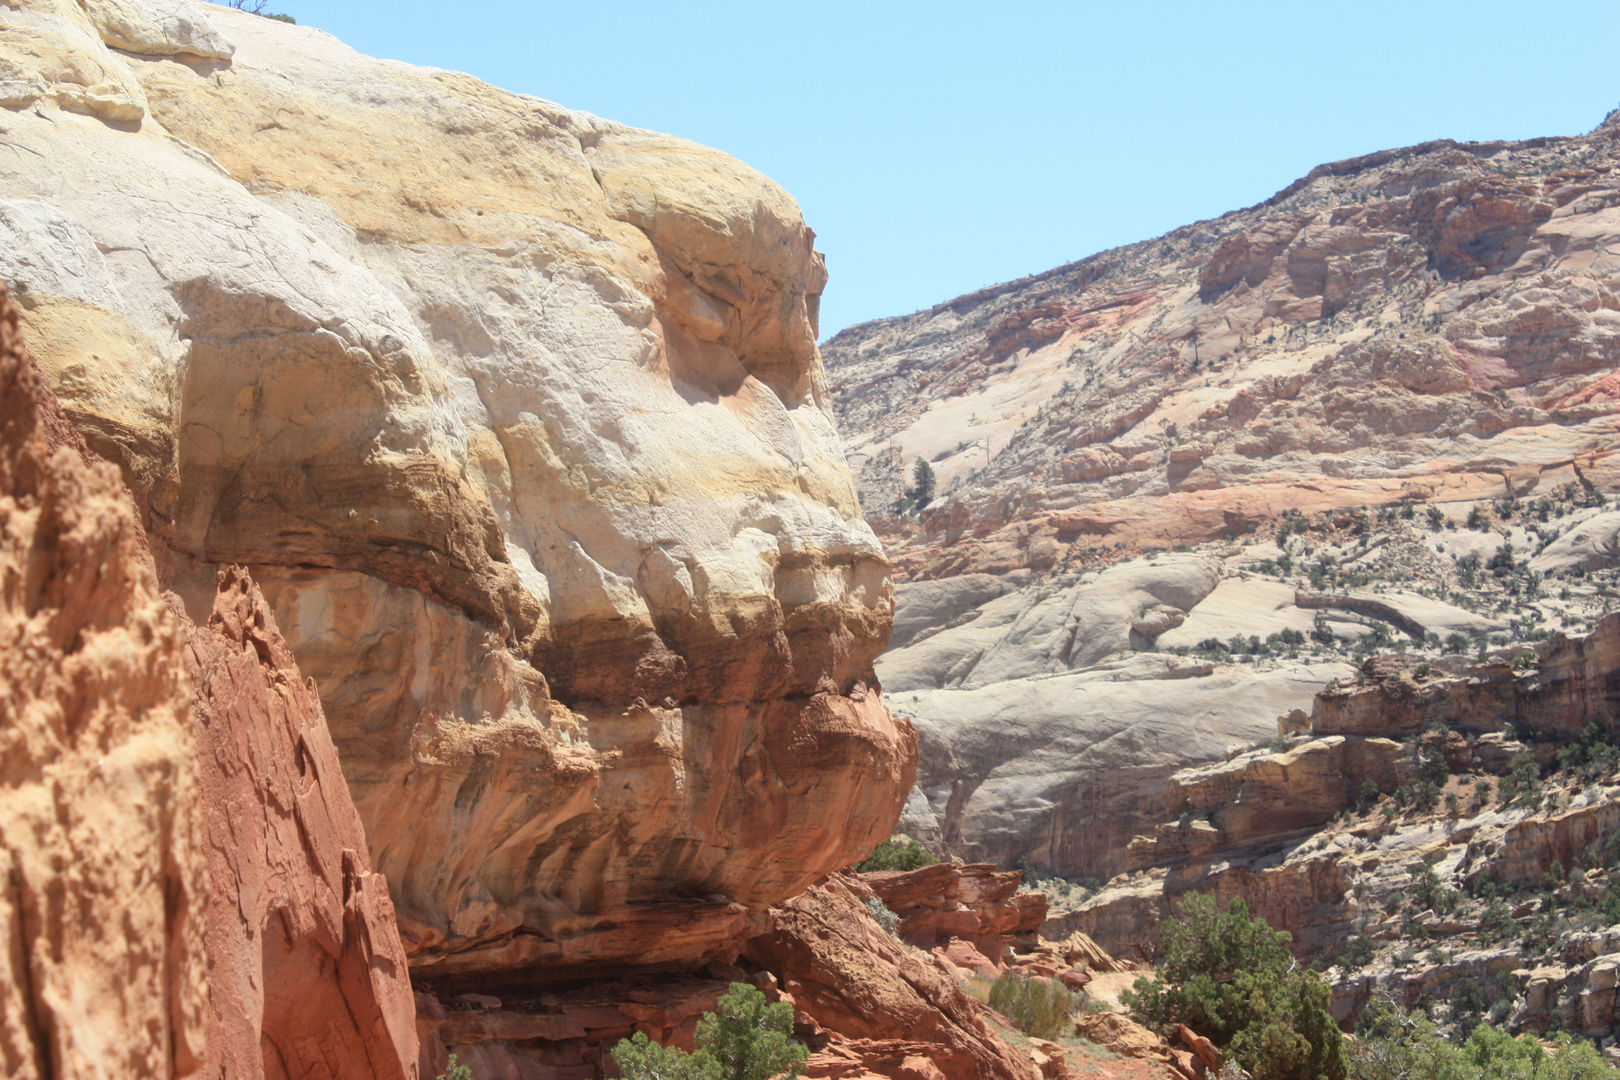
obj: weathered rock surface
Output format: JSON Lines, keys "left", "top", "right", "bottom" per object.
{"left": 864, "top": 863, "right": 1046, "bottom": 962}
{"left": 743, "top": 873, "right": 1036, "bottom": 1080}
{"left": 1314, "top": 615, "right": 1620, "bottom": 739}
{"left": 1, "top": 280, "right": 418, "bottom": 1077}
{"left": 0, "top": 276, "right": 206, "bottom": 1078}
{"left": 1059, "top": 612, "right": 1620, "bottom": 1044}
{"left": 827, "top": 117, "right": 1620, "bottom": 581}
{"left": 0, "top": 2, "right": 914, "bottom": 982}
{"left": 180, "top": 566, "right": 418, "bottom": 1080}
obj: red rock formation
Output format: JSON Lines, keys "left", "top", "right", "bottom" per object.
{"left": 0, "top": 282, "right": 207, "bottom": 1078}
{"left": 0, "top": 279, "right": 417, "bottom": 1078}
{"left": 863, "top": 863, "right": 1046, "bottom": 961}
{"left": 179, "top": 567, "right": 418, "bottom": 1080}
{"left": 742, "top": 873, "right": 1034, "bottom": 1080}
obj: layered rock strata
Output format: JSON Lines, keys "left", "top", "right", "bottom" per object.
{"left": 864, "top": 863, "right": 1046, "bottom": 961}
{"left": 0, "top": 0, "right": 914, "bottom": 985}
{"left": 827, "top": 113, "right": 1620, "bottom": 580}
{"left": 1056, "top": 615, "right": 1620, "bottom": 990}
{"left": 418, "top": 863, "right": 1061, "bottom": 1080}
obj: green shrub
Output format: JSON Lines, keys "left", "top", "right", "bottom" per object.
{"left": 436, "top": 1054, "right": 472, "bottom": 1080}
{"left": 1121, "top": 895, "right": 1346, "bottom": 1080}
{"left": 1353, "top": 997, "right": 1613, "bottom": 1079}
{"left": 856, "top": 838, "right": 938, "bottom": 872}
{"left": 865, "top": 897, "right": 900, "bottom": 937}
{"left": 987, "top": 973, "right": 1076, "bottom": 1040}
{"left": 612, "top": 983, "right": 806, "bottom": 1080}
{"left": 1340, "top": 935, "right": 1376, "bottom": 968}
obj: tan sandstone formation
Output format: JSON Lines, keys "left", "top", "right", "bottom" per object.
{"left": 0, "top": 0, "right": 914, "bottom": 988}
{"left": 827, "top": 114, "right": 1620, "bottom": 580}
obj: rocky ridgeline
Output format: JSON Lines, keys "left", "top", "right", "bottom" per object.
{"left": 826, "top": 112, "right": 1620, "bottom": 581}
{"left": 1049, "top": 610, "right": 1620, "bottom": 1045}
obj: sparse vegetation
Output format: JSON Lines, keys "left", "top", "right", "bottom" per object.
{"left": 225, "top": 0, "right": 295, "bottom": 21}
{"left": 865, "top": 897, "right": 901, "bottom": 937}
{"left": 436, "top": 1054, "right": 473, "bottom": 1080}
{"left": 987, "top": 973, "right": 1077, "bottom": 1040}
{"left": 856, "top": 836, "right": 938, "bottom": 872}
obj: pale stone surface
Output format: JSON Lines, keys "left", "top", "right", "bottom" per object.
{"left": 1530, "top": 510, "right": 1620, "bottom": 573}
{"left": 87, "top": 0, "right": 235, "bottom": 60}
{"left": 0, "top": 0, "right": 149, "bottom": 120}
{"left": 891, "top": 656, "right": 1353, "bottom": 881}
{"left": 0, "top": 6, "right": 913, "bottom": 981}
{"left": 878, "top": 552, "right": 1362, "bottom": 880}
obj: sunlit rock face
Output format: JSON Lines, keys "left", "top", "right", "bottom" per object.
{"left": 0, "top": 1, "right": 914, "bottom": 981}
{"left": 826, "top": 115, "right": 1620, "bottom": 579}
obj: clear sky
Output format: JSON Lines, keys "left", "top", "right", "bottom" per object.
{"left": 233, "top": 1, "right": 1620, "bottom": 339}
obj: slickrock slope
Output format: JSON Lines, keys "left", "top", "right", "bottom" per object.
{"left": 827, "top": 114, "right": 1620, "bottom": 580}
{"left": 0, "top": 282, "right": 418, "bottom": 1078}
{"left": 886, "top": 550, "right": 1358, "bottom": 880}
{"left": 0, "top": 0, "right": 913, "bottom": 986}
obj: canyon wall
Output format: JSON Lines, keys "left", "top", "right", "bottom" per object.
{"left": 1, "top": 0, "right": 912, "bottom": 1016}
{"left": 0, "top": 280, "right": 418, "bottom": 1077}
{"left": 828, "top": 105, "right": 1620, "bottom": 884}
{"left": 827, "top": 114, "right": 1620, "bottom": 579}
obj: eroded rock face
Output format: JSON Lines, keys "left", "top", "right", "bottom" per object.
{"left": 1065, "top": 614, "right": 1620, "bottom": 987}
{"left": 0, "top": 279, "right": 419, "bottom": 1077}
{"left": 864, "top": 863, "right": 1046, "bottom": 960}
{"left": 181, "top": 567, "right": 418, "bottom": 1080}
{"left": 0, "top": 274, "right": 206, "bottom": 1079}
{"left": 742, "top": 874, "right": 1034, "bottom": 1080}
{"left": 1, "top": 5, "right": 913, "bottom": 981}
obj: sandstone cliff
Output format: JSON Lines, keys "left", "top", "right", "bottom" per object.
{"left": 0, "top": 279, "right": 418, "bottom": 1077}
{"left": 0, "top": 0, "right": 914, "bottom": 992}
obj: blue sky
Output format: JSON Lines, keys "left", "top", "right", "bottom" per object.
{"left": 238, "top": 2, "right": 1620, "bottom": 339}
